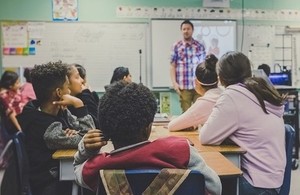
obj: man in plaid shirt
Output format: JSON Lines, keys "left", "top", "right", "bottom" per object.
{"left": 170, "top": 20, "right": 206, "bottom": 112}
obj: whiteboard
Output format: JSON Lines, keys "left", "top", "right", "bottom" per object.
{"left": 151, "top": 19, "right": 237, "bottom": 88}
{"left": 1, "top": 22, "right": 147, "bottom": 91}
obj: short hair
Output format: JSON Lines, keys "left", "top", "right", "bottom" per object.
{"left": 195, "top": 54, "right": 218, "bottom": 89}
{"left": 0, "top": 71, "right": 19, "bottom": 89}
{"left": 74, "top": 64, "right": 86, "bottom": 80}
{"left": 258, "top": 64, "right": 271, "bottom": 77}
{"left": 98, "top": 81, "right": 157, "bottom": 144}
{"left": 180, "top": 20, "right": 194, "bottom": 30}
{"left": 31, "top": 61, "right": 68, "bottom": 104}
{"left": 23, "top": 68, "right": 33, "bottom": 83}
{"left": 110, "top": 66, "right": 130, "bottom": 84}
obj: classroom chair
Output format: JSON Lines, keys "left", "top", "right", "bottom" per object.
{"left": 279, "top": 124, "right": 295, "bottom": 195}
{"left": 97, "top": 169, "right": 205, "bottom": 195}
{"left": 0, "top": 139, "right": 20, "bottom": 195}
{"left": 12, "top": 131, "right": 32, "bottom": 195}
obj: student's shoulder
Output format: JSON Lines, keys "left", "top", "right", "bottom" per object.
{"left": 173, "top": 40, "right": 184, "bottom": 47}
{"left": 154, "top": 136, "right": 189, "bottom": 147}
{"left": 193, "top": 39, "right": 205, "bottom": 47}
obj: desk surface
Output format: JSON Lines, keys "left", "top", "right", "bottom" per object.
{"left": 52, "top": 149, "right": 77, "bottom": 160}
{"left": 53, "top": 125, "right": 245, "bottom": 160}
{"left": 52, "top": 149, "right": 242, "bottom": 177}
{"left": 151, "top": 126, "right": 246, "bottom": 154}
{"left": 200, "top": 152, "right": 242, "bottom": 177}
{"left": 53, "top": 125, "right": 243, "bottom": 177}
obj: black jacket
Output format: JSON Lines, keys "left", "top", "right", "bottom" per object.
{"left": 68, "top": 89, "right": 100, "bottom": 128}
{"left": 17, "top": 100, "right": 95, "bottom": 193}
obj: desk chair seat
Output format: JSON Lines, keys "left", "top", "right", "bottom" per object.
{"left": 279, "top": 124, "right": 295, "bottom": 195}
{"left": 97, "top": 169, "right": 205, "bottom": 195}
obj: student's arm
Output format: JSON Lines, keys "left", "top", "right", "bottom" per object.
{"left": 76, "top": 89, "right": 99, "bottom": 127}
{"left": 66, "top": 107, "right": 96, "bottom": 133}
{"left": 8, "top": 111, "right": 21, "bottom": 131}
{"left": 54, "top": 94, "right": 96, "bottom": 132}
{"left": 200, "top": 93, "right": 238, "bottom": 145}
{"left": 170, "top": 62, "right": 180, "bottom": 94}
{"left": 0, "top": 97, "right": 21, "bottom": 131}
{"left": 168, "top": 99, "right": 211, "bottom": 131}
{"left": 44, "top": 122, "right": 83, "bottom": 149}
{"left": 187, "top": 145, "right": 222, "bottom": 195}
{"left": 74, "top": 129, "right": 107, "bottom": 190}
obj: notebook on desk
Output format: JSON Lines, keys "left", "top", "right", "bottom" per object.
{"left": 153, "top": 113, "right": 170, "bottom": 123}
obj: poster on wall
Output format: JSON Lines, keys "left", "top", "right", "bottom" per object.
{"left": 1, "top": 22, "right": 29, "bottom": 55}
{"left": 52, "top": 0, "right": 78, "bottom": 21}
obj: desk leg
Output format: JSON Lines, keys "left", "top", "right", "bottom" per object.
{"left": 71, "top": 181, "right": 79, "bottom": 195}
{"left": 236, "top": 177, "right": 239, "bottom": 195}
{"left": 223, "top": 153, "right": 241, "bottom": 168}
{"left": 59, "top": 159, "right": 79, "bottom": 195}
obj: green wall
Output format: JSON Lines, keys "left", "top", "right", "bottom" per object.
{"left": 1, "top": 0, "right": 300, "bottom": 115}
{"left": 1, "top": 0, "right": 300, "bottom": 22}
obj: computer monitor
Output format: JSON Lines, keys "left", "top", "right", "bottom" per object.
{"left": 269, "top": 72, "right": 291, "bottom": 86}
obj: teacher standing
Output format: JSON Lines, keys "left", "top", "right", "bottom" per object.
{"left": 170, "top": 20, "right": 206, "bottom": 112}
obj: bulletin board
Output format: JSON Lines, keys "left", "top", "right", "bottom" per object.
{"left": 1, "top": 21, "right": 148, "bottom": 91}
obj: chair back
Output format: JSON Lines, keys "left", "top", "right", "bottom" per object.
{"left": 97, "top": 169, "right": 205, "bottom": 195}
{"left": 0, "top": 139, "right": 20, "bottom": 195}
{"left": 0, "top": 101, "right": 12, "bottom": 155}
{"left": 279, "top": 124, "right": 295, "bottom": 195}
{"left": 12, "top": 131, "right": 32, "bottom": 195}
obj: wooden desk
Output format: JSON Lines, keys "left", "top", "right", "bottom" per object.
{"left": 52, "top": 149, "right": 79, "bottom": 195}
{"left": 52, "top": 149, "right": 242, "bottom": 177}
{"left": 53, "top": 143, "right": 242, "bottom": 195}
{"left": 152, "top": 126, "right": 246, "bottom": 168}
{"left": 53, "top": 125, "right": 244, "bottom": 195}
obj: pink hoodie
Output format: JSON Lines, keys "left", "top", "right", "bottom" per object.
{"left": 168, "top": 87, "right": 223, "bottom": 131}
{"left": 200, "top": 84, "right": 285, "bottom": 189}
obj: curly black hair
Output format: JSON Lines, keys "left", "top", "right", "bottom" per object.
{"left": 31, "top": 61, "right": 68, "bottom": 104}
{"left": 98, "top": 81, "right": 157, "bottom": 145}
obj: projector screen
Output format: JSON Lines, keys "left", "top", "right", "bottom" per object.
{"left": 151, "top": 19, "right": 237, "bottom": 88}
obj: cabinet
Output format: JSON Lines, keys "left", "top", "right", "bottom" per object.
{"left": 277, "top": 86, "right": 299, "bottom": 169}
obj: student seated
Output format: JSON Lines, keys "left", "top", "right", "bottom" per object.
{"left": 110, "top": 66, "right": 132, "bottom": 84}
{"left": 21, "top": 67, "right": 36, "bottom": 104}
{"left": 168, "top": 54, "right": 223, "bottom": 131}
{"left": 74, "top": 81, "right": 222, "bottom": 195}
{"left": 258, "top": 63, "right": 271, "bottom": 77}
{"left": 200, "top": 52, "right": 286, "bottom": 195}
{"left": 0, "top": 70, "right": 25, "bottom": 132}
{"left": 67, "top": 64, "right": 100, "bottom": 128}
{"left": 17, "top": 61, "right": 96, "bottom": 195}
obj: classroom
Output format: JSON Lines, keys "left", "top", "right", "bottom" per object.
{"left": 1, "top": 0, "right": 300, "bottom": 195}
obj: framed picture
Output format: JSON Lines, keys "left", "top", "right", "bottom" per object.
{"left": 52, "top": 0, "right": 78, "bottom": 21}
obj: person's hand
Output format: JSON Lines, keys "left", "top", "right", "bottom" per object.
{"left": 53, "top": 94, "right": 84, "bottom": 109}
{"left": 83, "top": 129, "right": 107, "bottom": 150}
{"left": 173, "top": 82, "right": 181, "bottom": 95}
{"left": 64, "top": 128, "right": 78, "bottom": 137}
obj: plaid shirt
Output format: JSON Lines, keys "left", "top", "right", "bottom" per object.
{"left": 170, "top": 39, "right": 206, "bottom": 89}
{"left": 0, "top": 89, "right": 25, "bottom": 116}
